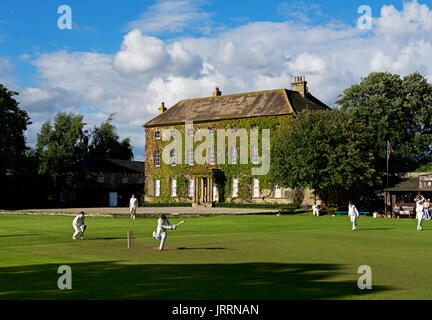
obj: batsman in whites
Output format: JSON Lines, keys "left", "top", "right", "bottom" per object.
{"left": 152, "top": 214, "right": 184, "bottom": 251}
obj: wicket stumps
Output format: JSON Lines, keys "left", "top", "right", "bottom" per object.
{"left": 127, "top": 230, "right": 133, "bottom": 248}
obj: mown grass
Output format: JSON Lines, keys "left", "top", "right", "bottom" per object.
{"left": 0, "top": 213, "right": 431, "bottom": 300}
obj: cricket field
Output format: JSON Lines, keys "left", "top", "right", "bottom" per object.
{"left": 1, "top": 213, "right": 431, "bottom": 300}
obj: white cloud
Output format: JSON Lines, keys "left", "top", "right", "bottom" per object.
{"left": 126, "top": 0, "right": 212, "bottom": 35}
{"left": 288, "top": 52, "right": 326, "bottom": 73}
{"left": 277, "top": 1, "right": 324, "bottom": 23}
{"left": 168, "top": 41, "right": 203, "bottom": 78}
{"left": 6, "top": 0, "right": 432, "bottom": 161}
{"left": 113, "top": 29, "right": 204, "bottom": 77}
{"left": 376, "top": 0, "right": 432, "bottom": 42}
{"left": 113, "top": 30, "right": 170, "bottom": 74}
{"left": 0, "top": 57, "right": 16, "bottom": 86}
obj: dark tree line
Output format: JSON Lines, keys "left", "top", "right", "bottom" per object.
{"left": 271, "top": 72, "right": 432, "bottom": 209}
{"left": 0, "top": 84, "right": 133, "bottom": 209}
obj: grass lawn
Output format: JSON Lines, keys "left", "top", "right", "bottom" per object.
{"left": 0, "top": 213, "right": 431, "bottom": 300}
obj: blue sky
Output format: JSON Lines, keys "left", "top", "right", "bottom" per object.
{"left": 0, "top": 0, "right": 430, "bottom": 161}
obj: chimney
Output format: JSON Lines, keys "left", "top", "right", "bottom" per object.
{"left": 158, "top": 102, "right": 167, "bottom": 115}
{"left": 213, "top": 87, "right": 222, "bottom": 97}
{"left": 291, "top": 76, "right": 308, "bottom": 97}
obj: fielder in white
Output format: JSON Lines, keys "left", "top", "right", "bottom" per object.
{"left": 415, "top": 195, "right": 425, "bottom": 231}
{"left": 72, "top": 211, "right": 86, "bottom": 240}
{"left": 129, "top": 194, "right": 138, "bottom": 220}
{"left": 312, "top": 204, "right": 319, "bottom": 216}
{"left": 348, "top": 201, "right": 359, "bottom": 231}
{"left": 153, "top": 214, "right": 176, "bottom": 251}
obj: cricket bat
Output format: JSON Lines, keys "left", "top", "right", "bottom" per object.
{"left": 175, "top": 220, "right": 185, "bottom": 228}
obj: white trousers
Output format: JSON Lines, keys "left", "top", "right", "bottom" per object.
{"left": 130, "top": 207, "right": 136, "bottom": 219}
{"left": 313, "top": 209, "right": 319, "bottom": 216}
{"left": 159, "top": 231, "right": 167, "bottom": 251}
{"left": 350, "top": 216, "right": 357, "bottom": 230}
{"left": 73, "top": 224, "right": 83, "bottom": 238}
{"left": 417, "top": 212, "right": 424, "bottom": 230}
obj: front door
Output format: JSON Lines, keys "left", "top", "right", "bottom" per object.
{"left": 203, "top": 178, "right": 208, "bottom": 203}
{"left": 213, "top": 182, "right": 218, "bottom": 202}
{"left": 109, "top": 192, "right": 118, "bottom": 207}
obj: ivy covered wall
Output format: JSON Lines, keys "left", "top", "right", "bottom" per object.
{"left": 144, "top": 115, "right": 293, "bottom": 203}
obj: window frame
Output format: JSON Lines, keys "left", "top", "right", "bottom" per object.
{"left": 154, "top": 150, "right": 160, "bottom": 167}
{"left": 154, "top": 179, "right": 160, "bottom": 197}
{"left": 253, "top": 178, "right": 260, "bottom": 198}
{"left": 232, "top": 178, "right": 239, "bottom": 198}
{"left": 171, "top": 178, "right": 177, "bottom": 197}
{"left": 170, "top": 149, "right": 176, "bottom": 166}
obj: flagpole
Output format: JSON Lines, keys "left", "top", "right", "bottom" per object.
{"left": 386, "top": 141, "right": 390, "bottom": 217}
{"left": 387, "top": 145, "right": 389, "bottom": 190}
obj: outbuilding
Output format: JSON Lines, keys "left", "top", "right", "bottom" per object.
{"left": 384, "top": 173, "right": 432, "bottom": 218}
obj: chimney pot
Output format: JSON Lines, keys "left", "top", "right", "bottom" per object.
{"left": 213, "top": 87, "right": 222, "bottom": 96}
{"left": 291, "top": 76, "right": 307, "bottom": 97}
{"left": 158, "top": 101, "right": 167, "bottom": 115}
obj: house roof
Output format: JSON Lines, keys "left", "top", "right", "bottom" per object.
{"left": 144, "top": 89, "right": 329, "bottom": 127}
{"left": 384, "top": 178, "right": 420, "bottom": 192}
{"left": 70, "top": 159, "right": 145, "bottom": 174}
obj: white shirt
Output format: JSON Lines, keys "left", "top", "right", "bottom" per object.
{"left": 348, "top": 205, "right": 359, "bottom": 217}
{"left": 416, "top": 197, "right": 425, "bottom": 209}
{"left": 156, "top": 218, "right": 173, "bottom": 233}
{"left": 416, "top": 204, "right": 424, "bottom": 214}
{"left": 73, "top": 215, "right": 84, "bottom": 226}
{"left": 129, "top": 197, "right": 138, "bottom": 209}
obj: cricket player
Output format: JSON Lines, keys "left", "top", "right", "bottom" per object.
{"left": 152, "top": 214, "right": 176, "bottom": 251}
{"left": 312, "top": 204, "right": 319, "bottom": 216}
{"left": 415, "top": 195, "right": 425, "bottom": 231}
{"left": 129, "top": 194, "right": 138, "bottom": 220}
{"left": 424, "top": 199, "right": 430, "bottom": 220}
{"left": 348, "top": 201, "right": 359, "bottom": 231}
{"left": 72, "top": 211, "right": 86, "bottom": 240}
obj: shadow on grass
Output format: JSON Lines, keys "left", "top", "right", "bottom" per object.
{"left": 88, "top": 237, "right": 128, "bottom": 240}
{"left": 0, "top": 234, "right": 44, "bottom": 238}
{"left": 176, "top": 247, "right": 228, "bottom": 250}
{"left": 357, "top": 228, "right": 393, "bottom": 231}
{"left": 0, "top": 261, "right": 392, "bottom": 300}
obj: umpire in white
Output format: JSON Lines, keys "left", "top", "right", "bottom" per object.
{"left": 129, "top": 194, "right": 138, "bottom": 220}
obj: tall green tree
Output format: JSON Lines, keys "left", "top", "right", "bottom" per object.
{"left": 36, "top": 112, "right": 89, "bottom": 176}
{"left": 0, "top": 84, "right": 31, "bottom": 177}
{"left": 88, "top": 113, "right": 133, "bottom": 160}
{"left": 337, "top": 72, "right": 432, "bottom": 174}
{"left": 270, "top": 109, "right": 379, "bottom": 207}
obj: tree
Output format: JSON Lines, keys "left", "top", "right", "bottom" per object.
{"left": 0, "top": 84, "right": 31, "bottom": 177}
{"left": 337, "top": 72, "right": 432, "bottom": 174}
{"left": 36, "top": 112, "right": 89, "bottom": 176}
{"left": 238, "top": 174, "right": 252, "bottom": 203}
{"left": 270, "top": 109, "right": 379, "bottom": 207}
{"left": 88, "top": 113, "right": 133, "bottom": 160}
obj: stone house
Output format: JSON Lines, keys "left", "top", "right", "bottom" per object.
{"left": 143, "top": 77, "right": 329, "bottom": 207}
